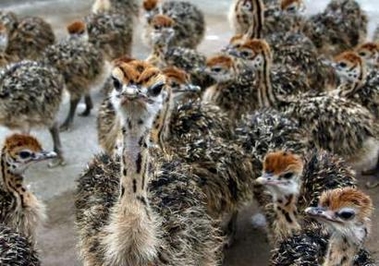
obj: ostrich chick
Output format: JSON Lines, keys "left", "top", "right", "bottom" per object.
{"left": 202, "top": 54, "right": 258, "bottom": 122}
{"left": 333, "top": 51, "right": 379, "bottom": 186}
{"left": 233, "top": 38, "right": 379, "bottom": 173}
{"left": 87, "top": 0, "right": 134, "bottom": 60}
{"left": 4, "top": 15, "right": 55, "bottom": 62}
{"left": 0, "top": 224, "right": 40, "bottom": 265}
{"left": 0, "top": 134, "right": 57, "bottom": 244}
{"left": 256, "top": 149, "right": 357, "bottom": 244}
{"left": 226, "top": 0, "right": 335, "bottom": 93}
{"left": 0, "top": 61, "right": 64, "bottom": 166}
{"left": 333, "top": 51, "right": 379, "bottom": 118}
{"left": 42, "top": 20, "right": 106, "bottom": 131}
{"left": 146, "top": 14, "right": 212, "bottom": 89}
{"left": 306, "top": 187, "right": 374, "bottom": 266}
{"left": 93, "top": 0, "right": 140, "bottom": 17}
{"left": 303, "top": 0, "right": 368, "bottom": 57}
{"left": 142, "top": 0, "right": 205, "bottom": 49}
{"left": 256, "top": 151, "right": 304, "bottom": 243}
{"left": 97, "top": 63, "right": 200, "bottom": 155}
{"left": 355, "top": 42, "right": 379, "bottom": 70}
{"left": 76, "top": 61, "right": 222, "bottom": 265}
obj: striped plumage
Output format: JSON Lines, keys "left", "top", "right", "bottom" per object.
{"left": 142, "top": 0, "right": 205, "bottom": 49}
{"left": 265, "top": 32, "right": 337, "bottom": 91}
{"left": 0, "top": 225, "right": 40, "bottom": 266}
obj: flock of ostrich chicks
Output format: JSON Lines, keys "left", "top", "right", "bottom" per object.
{"left": 1, "top": 0, "right": 379, "bottom": 265}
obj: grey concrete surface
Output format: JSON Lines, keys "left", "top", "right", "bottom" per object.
{"left": 0, "top": 0, "right": 378, "bottom": 265}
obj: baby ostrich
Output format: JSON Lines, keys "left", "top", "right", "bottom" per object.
{"left": 86, "top": 0, "right": 134, "bottom": 61}
{"left": 355, "top": 42, "right": 379, "bottom": 70}
{"left": 76, "top": 61, "right": 222, "bottom": 265}
{"left": 203, "top": 52, "right": 310, "bottom": 123}
{"left": 255, "top": 150, "right": 376, "bottom": 265}
{"left": 333, "top": 50, "right": 379, "bottom": 119}
{"left": 228, "top": 0, "right": 304, "bottom": 36}
{"left": 226, "top": 0, "right": 335, "bottom": 92}
{"left": 146, "top": 14, "right": 212, "bottom": 89}
{"left": 42, "top": 20, "right": 105, "bottom": 131}
{"left": 306, "top": 187, "right": 374, "bottom": 266}
{"left": 255, "top": 151, "right": 304, "bottom": 243}
{"left": 6, "top": 17, "right": 55, "bottom": 62}
{"left": 233, "top": 39, "right": 379, "bottom": 173}
{"left": 333, "top": 51, "right": 379, "bottom": 186}
{"left": 92, "top": 0, "right": 140, "bottom": 17}
{"left": 96, "top": 61, "right": 254, "bottom": 246}
{"left": 97, "top": 64, "right": 200, "bottom": 155}
{"left": 142, "top": 0, "right": 205, "bottom": 49}
{"left": 256, "top": 149, "right": 357, "bottom": 244}
{"left": 0, "top": 224, "right": 40, "bottom": 265}
{"left": 303, "top": 0, "right": 368, "bottom": 57}
{"left": 0, "top": 61, "right": 64, "bottom": 166}
{"left": 202, "top": 54, "right": 259, "bottom": 122}
{"left": 0, "top": 134, "right": 57, "bottom": 244}
{"left": 272, "top": 187, "right": 374, "bottom": 265}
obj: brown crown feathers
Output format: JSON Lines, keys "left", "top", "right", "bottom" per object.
{"left": 262, "top": 151, "right": 303, "bottom": 175}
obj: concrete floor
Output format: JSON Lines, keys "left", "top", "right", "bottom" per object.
{"left": 0, "top": 0, "right": 378, "bottom": 265}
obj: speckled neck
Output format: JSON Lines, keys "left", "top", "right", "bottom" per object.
{"left": 324, "top": 229, "right": 367, "bottom": 266}
{"left": 337, "top": 66, "right": 367, "bottom": 98}
{"left": 150, "top": 88, "right": 172, "bottom": 152}
{"left": 119, "top": 118, "right": 151, "bottom": 203}
{"left": 0, "top": 150, "right": 27, "bottom": 208}
{"left": 103, "top": 107, "right": 160, "bottom": 265}
{"left": 273, "top": 193, "right": 301, "bottom": 241}
{"left": 148, "top": 44, "right": 167, "bottom": 68}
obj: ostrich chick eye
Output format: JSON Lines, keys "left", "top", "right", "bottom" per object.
{"left": 212, "top": 67, "right": 222, "bottom": 73}
{"left": 149, "top": 82, "right": 165, "bottom": 96}
{"left": 19, "top": 151, "right": 31, "bottom": 159}
{"left": 282, "top": 172, "right": 294, "bottom": 179}
{"left": 112, "top": 78, "right": 122, "bottom": 91}
{"left": 337, "top": 210, "right": 355, "bottom": 220}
